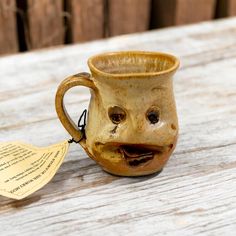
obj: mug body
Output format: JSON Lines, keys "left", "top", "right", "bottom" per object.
{"left": 83, "top": 51, "right": 179, "bottom": 176}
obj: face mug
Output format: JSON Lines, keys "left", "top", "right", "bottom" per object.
{"left": 55, "top": 51, "right": 180, "bottom": 176}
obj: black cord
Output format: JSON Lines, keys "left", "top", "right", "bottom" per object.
{"left": 68, "top": 109, "right": 87, "bottom": 144}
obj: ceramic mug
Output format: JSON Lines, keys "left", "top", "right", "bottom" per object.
{"left": 55, "top": 51, "right": 180, "bottom": 176}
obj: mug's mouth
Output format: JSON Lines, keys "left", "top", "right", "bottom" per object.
{"left": 88, "top": 51, "right": 179, "bottom": 78}
{"left": 120, "top": 145, "right": 163, "bottom": 167}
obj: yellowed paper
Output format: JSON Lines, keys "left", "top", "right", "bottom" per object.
{"left": 0, "top": 141, "right": 69, "bottom": 200}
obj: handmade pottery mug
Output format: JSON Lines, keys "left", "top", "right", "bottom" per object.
{"left": 55, "top": 51, "right": 180, "bottom": 176}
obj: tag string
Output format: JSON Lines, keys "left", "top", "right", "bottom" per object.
{"left": 68, "top": 109, "right": 87, "bottom": 144}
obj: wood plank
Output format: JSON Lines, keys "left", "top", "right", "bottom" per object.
{"left": 1, "top": 18, "right": 236, "bottom": 101}
{"left": 0, "top": 0, "right": 18, "bottom": 55}
{"left": 26, "top": 0, "right": 64, "bottom": 49}
{"left": 175, "top": 0, "right": 216, "bottom": 24}
{"left": 108, "top": 0, "right": 151, "bottom": 36}
{"left": 227, "top": 0, "right": 236, "bottom": 15}
{"left": 0, "top": 18, "right": 236, "bottom": 235}
{"left": 216, "top": 0, "right": 236, "bottom": 17}
{"left": 151, "top": 0, "right": 216, "bottom": 28}
{"left": 66, "top": 0, "right": 105, "bottom": 42}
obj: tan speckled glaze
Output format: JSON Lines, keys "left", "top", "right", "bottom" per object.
{"left": 55, "top": 51, "right": 180, "bottom": 176}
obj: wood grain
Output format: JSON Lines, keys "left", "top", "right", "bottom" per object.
{"left": 151, "top": 0, "right": 216, "bottom": 28}
{"left": 26, "top": 0, "right": 64, "bottom": 49}
{"left": 0, "top": 17, "right": 236, "bottom": 235}
{"left": 0, "top": 0, "right": 18, "bottom": 55}
{"left": 107, "top": 0, "right": 151, "bottom": 36}
{"left": 66, "top": 0, "right": 104, "bottom": 42}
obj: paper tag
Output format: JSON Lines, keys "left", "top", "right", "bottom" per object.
{"left": 0, "top": 141, "right": 69, "bottom": 200}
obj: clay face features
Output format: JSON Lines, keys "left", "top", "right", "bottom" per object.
{"left": 86, "top": 74, "right": 178, "bottom": 176}
{"left": 107, "top": 105, "right": 165, "bottom": 168}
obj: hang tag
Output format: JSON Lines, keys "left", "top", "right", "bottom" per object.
{"left": 0, "top": 140, "right": 69, "bottom": 200}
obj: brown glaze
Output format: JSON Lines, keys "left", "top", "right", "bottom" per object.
{"left": 55, "top": 51, "right": 180, "bottom": 176}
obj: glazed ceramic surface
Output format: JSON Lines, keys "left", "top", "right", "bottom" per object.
{"left": 56, "top": 51, "right": 180, "bottom": 176}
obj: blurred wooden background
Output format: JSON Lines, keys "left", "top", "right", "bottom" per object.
{"left": 0, "top": 0, "right": 236, "bottom": 55}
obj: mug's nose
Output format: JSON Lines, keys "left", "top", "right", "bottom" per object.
{"left": 135, "top": 121, "right": 145, "bottom": 133}
{"left": 132, "top": 115, "right": 146, "bottom": 133}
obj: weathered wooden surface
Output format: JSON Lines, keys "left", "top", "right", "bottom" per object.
{"left": 66, "top": 0, "right": 105, "bottom": 42}
{"left": 107, "top": 0, "right": 151, "bottom": 36}
{"left": 0, "top": 17, "right": 236, "bottom": 235}
{"left": 0, "top": 0, "right": 18, "bottom": 55}
{"left": 26, "top": 0, "right": 64, "bottom": 49}
{"left": 151, "top": 0, "right": 216, "bottom": 27}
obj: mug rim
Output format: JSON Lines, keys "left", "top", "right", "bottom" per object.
{"left": 88, "top": 51, "right": 180, "bottom": 78}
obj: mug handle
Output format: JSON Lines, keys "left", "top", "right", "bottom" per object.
{"left": 55, "top": 72, "right": 97, "bottom": 142}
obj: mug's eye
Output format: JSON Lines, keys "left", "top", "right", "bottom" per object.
{"left": 108, "top": 106, "right": 126, "bottom": 124}
{"left": 146, "top": 108, "right": 160, "bottom": 124}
